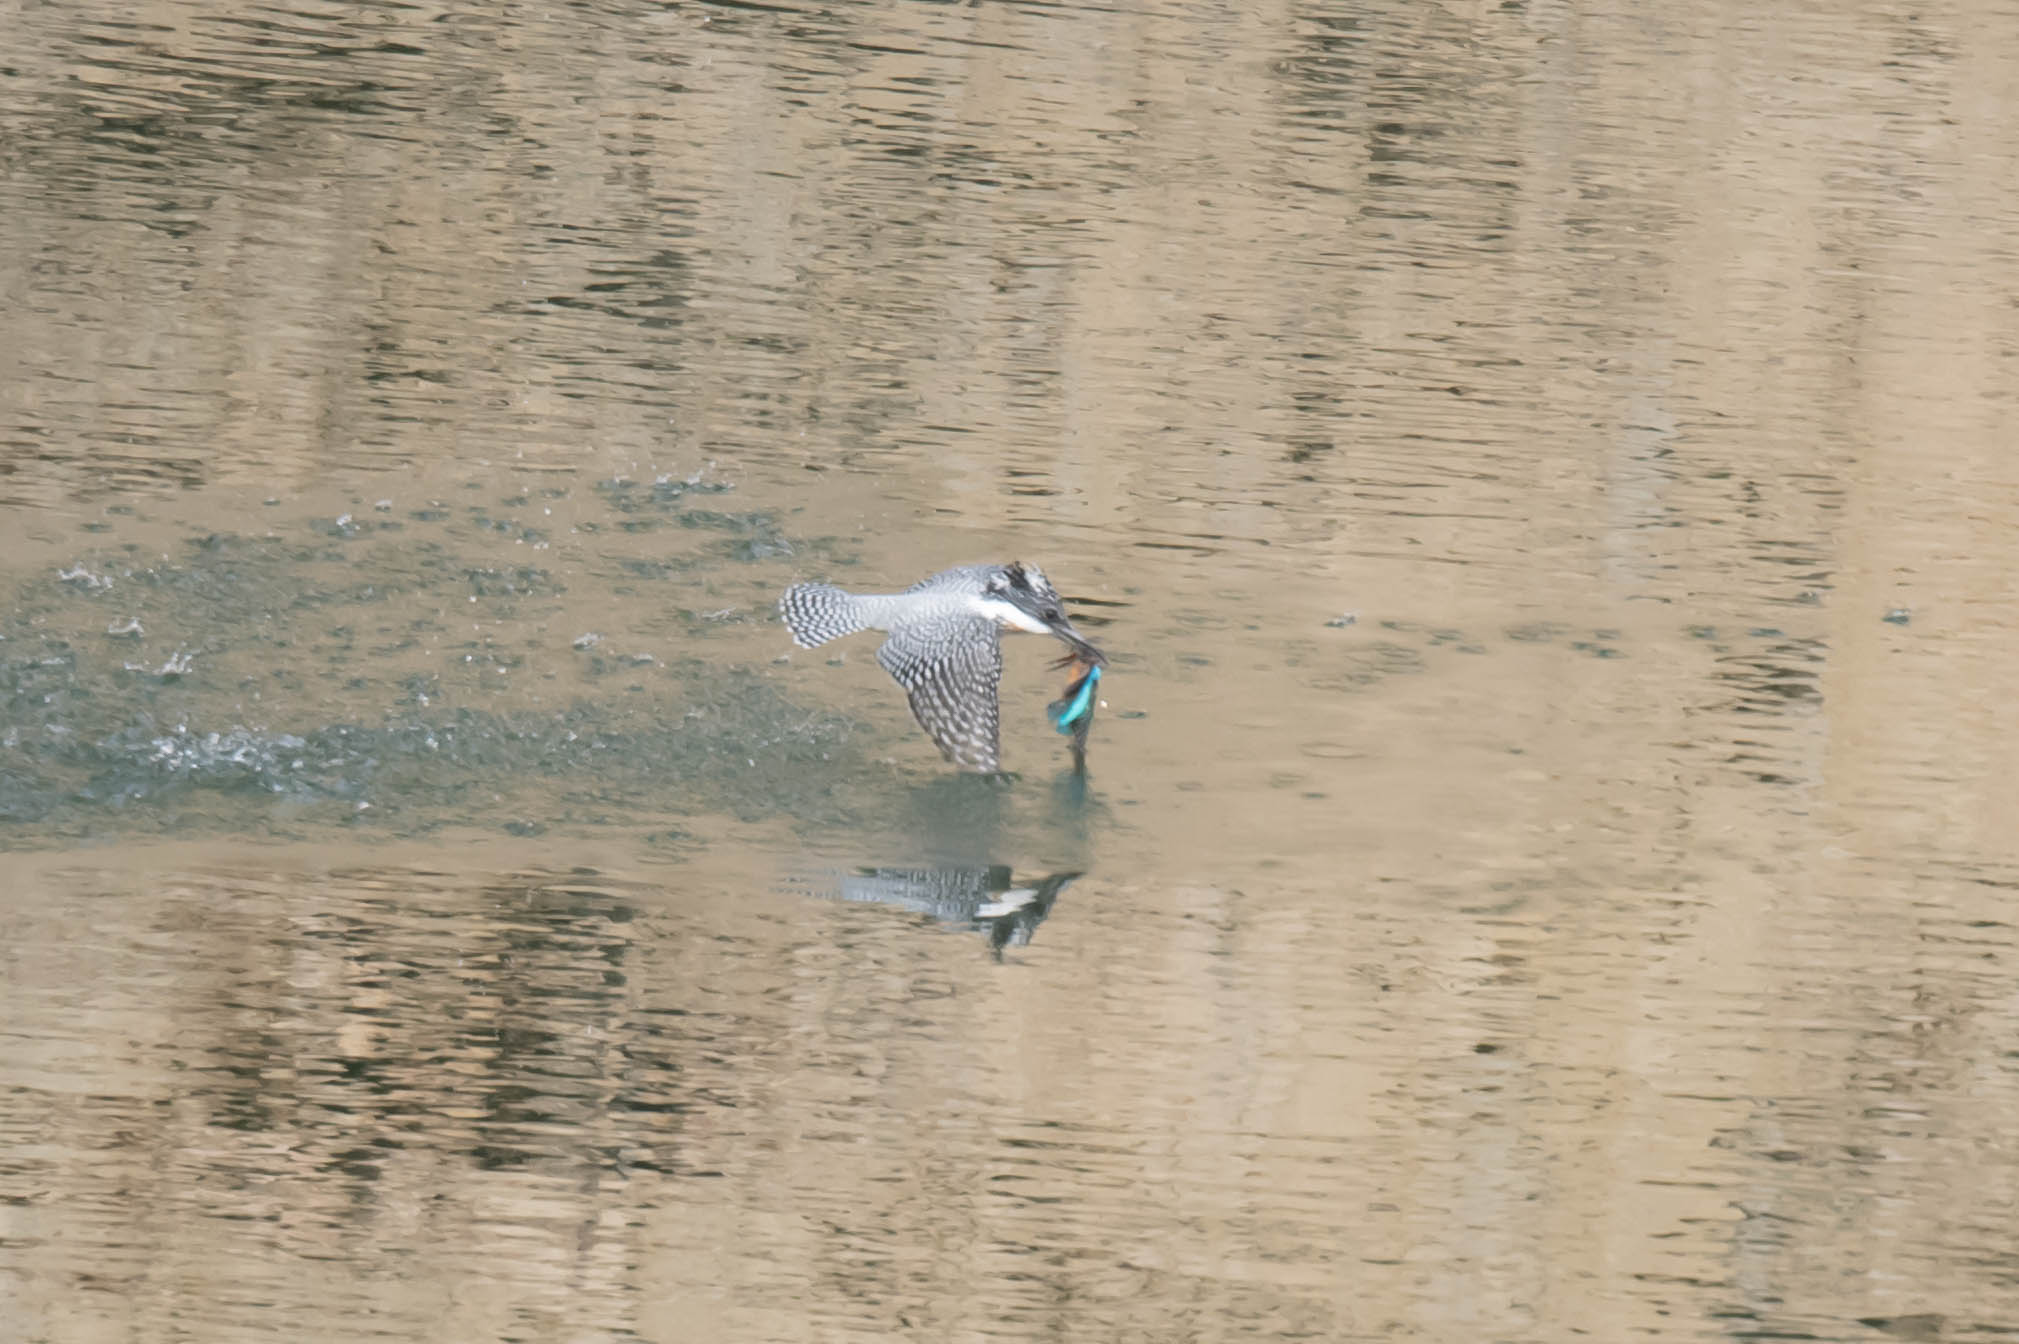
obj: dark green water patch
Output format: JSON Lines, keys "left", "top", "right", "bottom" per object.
{"left": 0, "top": 493, "right": 872, "bottom": 849}
{"left": 594, "top": 474, "right": 735, "bottom": 514}
{"left": 0, "top": 645, "right": 870, "bottom": 844}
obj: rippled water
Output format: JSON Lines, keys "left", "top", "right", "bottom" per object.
{"left": 7, "top": 0, "right": 2019, "bottom": 1340}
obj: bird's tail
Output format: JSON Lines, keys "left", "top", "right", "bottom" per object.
{"left": 780, "top": 582, "right": 869, "bottom": 648}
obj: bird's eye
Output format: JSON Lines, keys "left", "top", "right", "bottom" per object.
{"left": 1044, "top": 606, "right": 1062, "bottom": 622}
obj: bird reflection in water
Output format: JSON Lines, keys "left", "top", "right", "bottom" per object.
{"left": 791, "top": 865, "right": 1081, "bottom": 959}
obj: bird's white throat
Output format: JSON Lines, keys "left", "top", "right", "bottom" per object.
{"left": 968, "top": 593, "right": 1051, "bottom": 634}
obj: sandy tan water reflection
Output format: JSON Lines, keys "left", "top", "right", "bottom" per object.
{"left": 9, "top": 826, "right": 2019, "bottom": 1341}
{"left": 8, "top": 0, "right": 2019, "bottom": 1339}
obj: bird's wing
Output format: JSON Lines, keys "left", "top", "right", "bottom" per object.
{"left": 834, "top": 865, "right": 1012, "bottom": 918}
{"left": 876, "top": 616, "right": 1002, "bottom": 772}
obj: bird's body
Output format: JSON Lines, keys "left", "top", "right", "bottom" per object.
{"left": 780, "top": 562, "right": 1104, "bottom": 773}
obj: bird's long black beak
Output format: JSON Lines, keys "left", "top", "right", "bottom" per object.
{"left": 1046, "top": 615, "right": 1106, "bottom": 670}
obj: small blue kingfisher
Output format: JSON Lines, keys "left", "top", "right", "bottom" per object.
{"left": 780, "top": 561, "right": 1106, "bottom": 773}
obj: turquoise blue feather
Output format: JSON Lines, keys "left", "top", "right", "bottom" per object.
{"left": 1048, "top": 665, "right": 1101, "bottom": 734}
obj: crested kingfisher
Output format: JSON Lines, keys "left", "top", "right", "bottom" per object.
{"left": 779, "top": 561, "right": 1106, "bottom": 773}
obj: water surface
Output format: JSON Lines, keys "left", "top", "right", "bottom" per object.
{"left": 6, "top": 1, "right": 2019, "bottom": 1340}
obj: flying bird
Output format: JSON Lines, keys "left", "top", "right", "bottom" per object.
{"left": 780, "top": 561, "right": 1106, "bottom": 773}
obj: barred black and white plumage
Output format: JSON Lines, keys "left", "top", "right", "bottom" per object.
{"left": 786, "top": 864, "right": 1082, "bottom": 955}
{"left": 778, "top": 561, "right": 1106, "bottom": 774}
{"left": 777, "top": 582, "right": 867, "bottom": 648}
